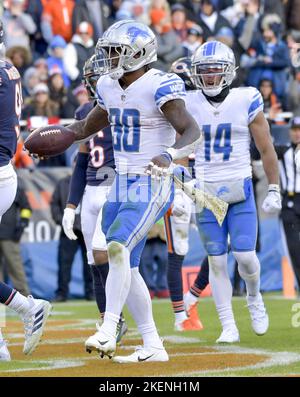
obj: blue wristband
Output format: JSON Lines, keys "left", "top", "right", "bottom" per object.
{"left": 67, "top": 152, "right": 89, "bottom": 207}
{"left": 161, "top": 151, "right": 173, "bottom": 163}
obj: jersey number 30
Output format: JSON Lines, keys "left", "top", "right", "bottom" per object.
{"left": 109, "top": 108, "right": 140, "bottom": 152}
{"left": 203, "top": 123, "right": 233, "bottom": 162}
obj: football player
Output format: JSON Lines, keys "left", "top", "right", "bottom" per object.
{"left": 50, "top": 20, "right": 202, "bottom": 363}
{"left": 188, "top": 41, "right": 281, "bottom": 342}
{"left": 164, "top": 57, "right": 205, "bottom": 331}
{"left": 62, "top": 55, "right": 127, "bottom": 344}
{"left": 0, "top": 20, "right": 51, "bottom": 361}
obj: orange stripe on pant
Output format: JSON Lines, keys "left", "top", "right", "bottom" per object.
{"left": 164, "top": 207, "right": 174, "bottom": 254}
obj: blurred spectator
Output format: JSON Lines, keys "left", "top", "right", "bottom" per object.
{"left": 0, "top": 178, "right": 32, "bottom": 296}
{"left": 2, "top": 0, "right": 36, "bottom": 50}
{"left": 72, "top": 0, "right": 110, "bottom": 42}
{"left": 259, "top": 78, "right": 284, "bottom": 123}
{"left": 170, "top": 3, "right": 189, "bottom": 42}
{"left": 182, "top": 25, "right": 204, "bottom": 57}
{"left": 22, "top": 66, "right": 41, "bottom": 98}
{"left": 140, "top": 218, "right": 169, "bottom": 299}
{"left": 25, "top": 0, "right": 48, "bottom": 56}
{"left": 286, "top": 30, "right": 300, "bottom": 113}
{"left": 50, "top": 173, "right": 93, "bottom": 302}
{"left": 151, "top": 5, "right": 184, "bottom": 71}
{"left": 63, "top": 83, "right": 90, "bottom": 118}
{"left": 72, "top": 83, "right": 89, "bottom": 107}
{"left": 46, "top": 35, "right": 70, "bottom": 88}
{"left": 41, "top": 0, "right": 75, "bottom": 44}
{"left": 22, "top": 83, "right": 60, "bottom": 119}
{"left": 48, "top": 69, "right": 70, "bottom": 118}
{"left": 116, "top": 0, "right": 151, "bottom": 25}
{"left": 6, "top": 45, "right": 32, "bottom": 76}
{"left": 215, "top": 25, "right": 234, "bottom": 47}
{"left": 192, "top": 0, "right": 231, "bottom": 41}
{"left": 33, "top": 57, "right": 48, "bottom": 82}
{"left": 286, "top": 0, "right": 300, "bottom": 41}
{"left": 245, "top": 14, "right": 290, "bottom": 105}
{"left": 63, "top": 21, "right": 94, "bottom": 87}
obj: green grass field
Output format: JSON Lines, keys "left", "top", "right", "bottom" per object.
{"left": 0, "top": 294, "right": 300, "bottom": 377}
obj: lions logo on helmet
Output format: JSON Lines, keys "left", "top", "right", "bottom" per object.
{"left": 94, "top": 20, "right": 157, "bottom": 80}
{"left": 191, "top": 41, "right": 237, "bottom": 97}
{"left": 169, "top": 57, "right": 195, "bottom": 91}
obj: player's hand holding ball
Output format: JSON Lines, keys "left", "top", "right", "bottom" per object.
{"left": 262, "top": 184, "right": 282, "bottom": 214}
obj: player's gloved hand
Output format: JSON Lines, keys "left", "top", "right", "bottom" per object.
{"left": 262, "top": 184, "right": 282, "bottom": 214}
{"left": 62, "top": 207, "right": 77, "bottom": 240}
{"left": 172, "top": 188, "right": 190, "bottom": 218}
{"left": 295, "top": 149, "right": 300, "bottom": 173}
{"left": 146, "top": 152, "right": 172, "bottom": 179}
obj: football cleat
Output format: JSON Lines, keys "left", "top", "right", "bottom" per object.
{"left": 216, "top": 326, "right": 240, "bottom": 343}
{"left": 185, "top": 301, "right": 204, "bottom": 330}
{"left": 116, "top": 317, "right": 128, "bottom": 345}
{"left": 85, "top": 323, "right": 116, "bottom": 359}
{"left": 247, "top": 293, "right": 269, "bottom": 335}
{"left": 0, "top": 339, "right": 11, "bottom": 361}
{"left": 22, "top": 296, "right": 52, "bottom": 355}
{"left": 113, "top": 345, "right": 169, "bottom": 363}
{"left": 174, "top": 317, "right": 202, "bottom": 331}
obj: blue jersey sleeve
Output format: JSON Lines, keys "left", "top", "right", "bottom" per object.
{"left": 154, "top": 73, "right": 186, "bottom": 111}
{"left": 248, "top": 89, "right": 264, "bottom": 124}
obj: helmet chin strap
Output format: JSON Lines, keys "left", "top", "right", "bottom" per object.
{"left": 202, "top": 86, "right": 223, "bottom": 97}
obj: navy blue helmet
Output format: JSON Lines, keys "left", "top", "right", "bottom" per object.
{"left": 169, "top": 57, "right": 195, "bottom": 91}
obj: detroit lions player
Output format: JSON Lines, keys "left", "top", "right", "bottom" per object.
{"left": 188, "top": 41, "right": 281, "bottom": 342}
{"left": 61, "top": 20, "right": 201, "bottom": 362}
{"left": 62, "top": 55, "right": 127, "bottom": 343}
{"left": 0, "top": 20, "right": 51, "bottom": 361}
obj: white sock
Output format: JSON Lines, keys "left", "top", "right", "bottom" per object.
{"left": 184, "top": 291, "right": 199, "bottom": 307}
{"left": 209, "top": 254, "right": 236, "bottom": 330}
{"left": 126, "top": 268, "right": 163, "bottom": 349}
{"left": 175, "top": 311, "right": 188, "bottom": 324}
{"left": 101, "top": 242, "right": 131, "bottom": 338}
{"left": 7, "top": 292, "right": 30, "bottom": 317}
{"left": 233, "top": 251, "right": 260, "bottom": 297}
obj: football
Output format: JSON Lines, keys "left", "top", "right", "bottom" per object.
{"left": 24, "top": 125, "right": 76, "bottom": 157}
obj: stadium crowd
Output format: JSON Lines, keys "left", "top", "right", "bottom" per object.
{"left": 1, "top": 0, "right": 300, "bottom": 300}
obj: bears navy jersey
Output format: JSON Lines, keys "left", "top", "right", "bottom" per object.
{"left": 75, "top": 101, "right": 115, "bottom": 186}
{"left": 0, "top": 61, "right": 22, "bottom": 166}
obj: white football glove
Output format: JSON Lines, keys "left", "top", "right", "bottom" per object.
{"left": 172, "top": 188, "right": 190, "bottom": 218}
{"left": 62, "top": 207, "right": 77, "bottom": 240}
{"left": 295, "top": 150, "right": 300, "bottom": 173}
{"left": 262, "top": 184, "right": 282, "bottom": 214}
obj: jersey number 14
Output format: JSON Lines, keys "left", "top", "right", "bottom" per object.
{"left": 203, "top": 123, "right": 233, "bottom": 162}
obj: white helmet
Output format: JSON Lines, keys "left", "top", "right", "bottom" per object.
{"left": 94, "top": 20, "right": 157, "bottom": 80}
{"left": 191, "top": 41, "right": 237, "bottom": 97}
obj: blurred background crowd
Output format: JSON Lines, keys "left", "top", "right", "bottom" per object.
{"left": 1, "top": 0, "right": 300, "bottom": 300}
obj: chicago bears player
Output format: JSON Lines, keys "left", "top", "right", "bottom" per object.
{"left": 0, "top": 20, "right": 51, "bottom": 361}
{"left": 163, "top": 57, "right": 205, "bottom": 331}
{"left": 53, "top": 20, "right": 202, "bottom": 363}
{"left": 62, "top": 55, "right": 127, "bottom": 344}
{"left": 188, "top": 41, "right": 281, "bottom": 342}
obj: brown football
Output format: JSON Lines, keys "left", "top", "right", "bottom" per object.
{"left": 24, "top": 125, "right": 76, "bottom": 157}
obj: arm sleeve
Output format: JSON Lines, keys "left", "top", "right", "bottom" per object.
{"left": 67, "top": 152, "right": 89, "bottom": 207}
{"left": 248, "top": 89, "right": 264, "bottom": 124}
{"left": 154, "top": 74, "right": 186, "bottom": 111}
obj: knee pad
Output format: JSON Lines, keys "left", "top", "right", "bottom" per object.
{"left": 107, "top": 241, "right": 129, "bottom": 269}
{"left": 206, "top": 241, "right": 227, "bottom": 256}
{"left": 233, "top": 250, "right": 260, "bottom": 280}
{"left": 231, "top": 235, "right": 256, "bottom": 252}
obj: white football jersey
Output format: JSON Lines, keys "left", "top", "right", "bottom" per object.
{"left": 96, "top": 68, "right": 186, "bottom": 174}
{"left": 186, "top": 87, "right": 264, "bottom": 182}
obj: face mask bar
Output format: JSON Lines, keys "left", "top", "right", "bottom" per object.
{"left": 94, "top": 42, "right": 135, "bottom": 76}
{"left": 191, "top": 62, "right": 231, "bottom": 91}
